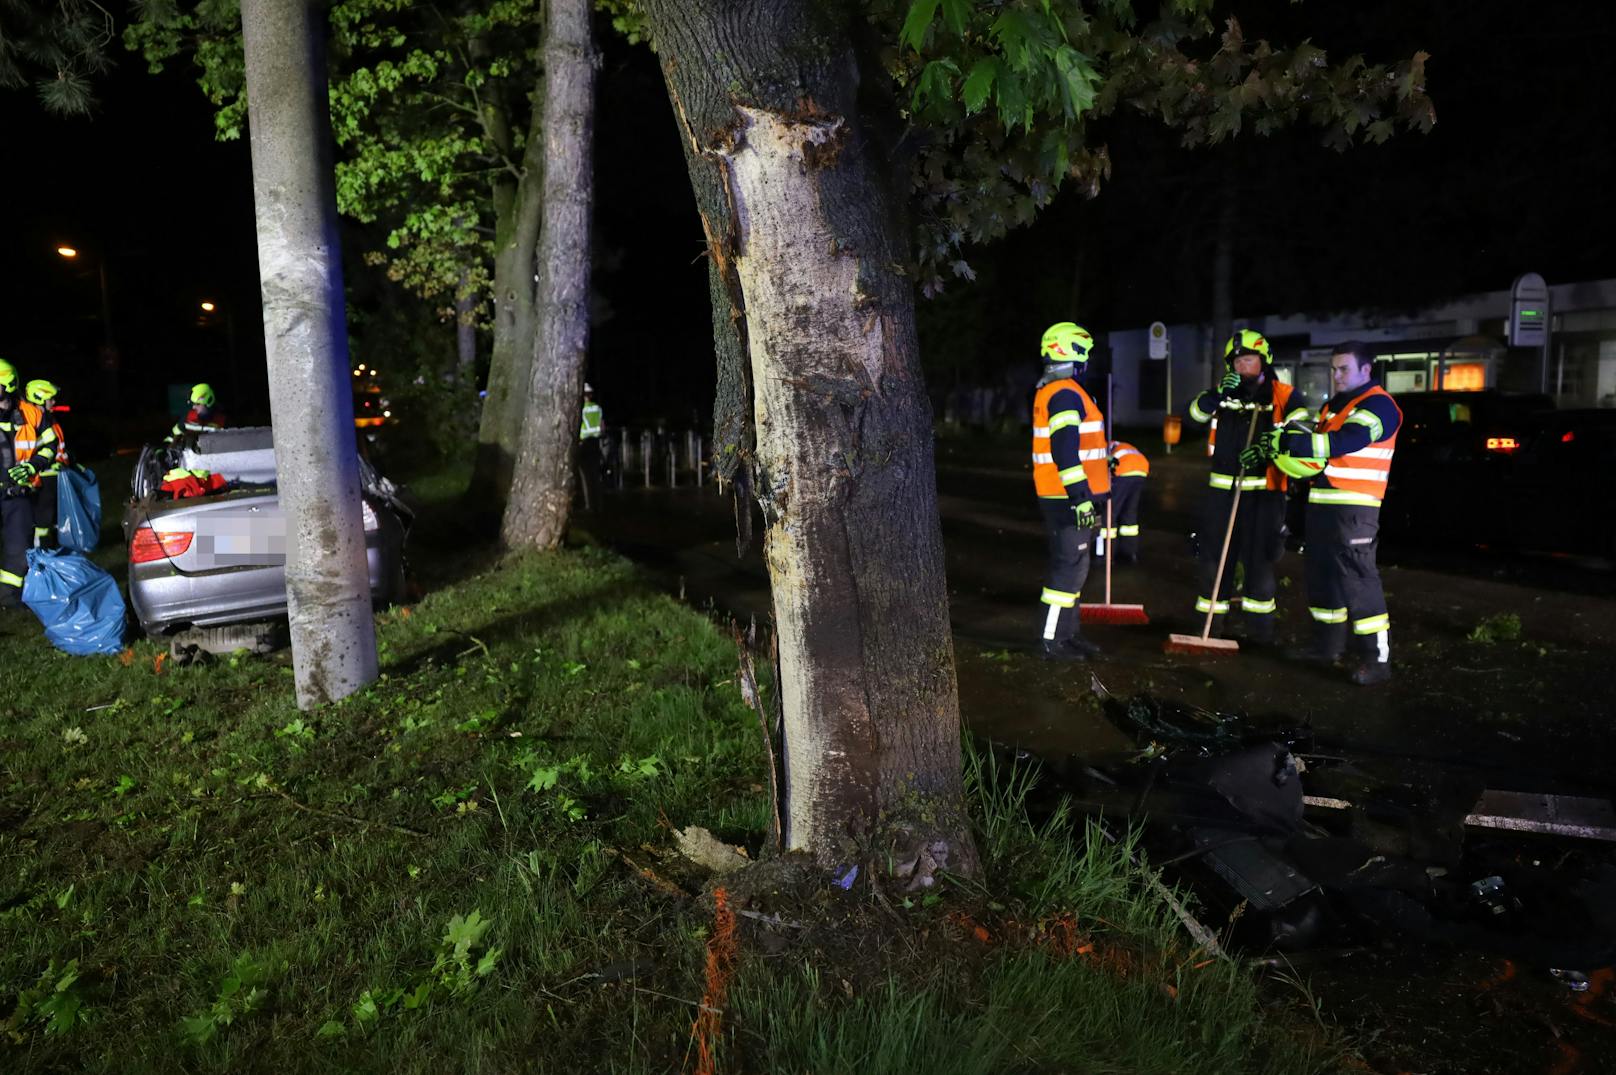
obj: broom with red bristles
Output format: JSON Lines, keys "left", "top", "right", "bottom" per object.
{"left": 1163, "top": 406, "right": 1262, "bottom": 655}
{"left": 1082, "top": 373, "right": 1150, "bottom": 626}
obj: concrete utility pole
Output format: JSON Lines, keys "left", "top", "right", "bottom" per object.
{"left": 241, "top": 0, "right": 379, "bottom": 707}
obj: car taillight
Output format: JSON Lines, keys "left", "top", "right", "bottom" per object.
{"left": 131, "top": 527, "right": 194, "bottom": 563}
{"left": 1485, "top": 436, "right": 1519, "bottom": 453}
{"left": 362, "top": 501, "right": 379, "bottom": 531}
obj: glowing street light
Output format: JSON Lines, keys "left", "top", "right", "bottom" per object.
{"left": 57, "top": 246, "right": 79, "bottom": 259}
{"left": 200, "top": 301, "right": 216, "bottom": 312}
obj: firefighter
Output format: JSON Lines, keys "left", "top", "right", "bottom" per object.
{"left": 165, "top": 383, "right": 224, "bottom": 444}
{"left": 1183, "top": 330, "right": 1311, "bottom": 645}
{"left": 1105, "top": 440, "right": 1149, "bottom": 563}
{"left": 0, "top": 361, "right": 54, "bottom": 607}
{"left": 1260, "top": 341, "right": 1402, "bottom": 685}
{"left": 1031, "top": 322, "right": 1111, "bottom": 660}
{"left": 20, "top": 379, "right": 68, "bottom": 547}
{"left": 577, "top": 382, "right": 604, "bottom": 510}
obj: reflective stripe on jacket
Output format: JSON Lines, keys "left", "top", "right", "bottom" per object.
{"left": 1032, "top": 378, "right": 1110, "bottom": 501}
{"left": 1110, "top": 440, "right": 1149, "bottom": 478}
{"left": 1309, "top": 385, "right": 1401, "bottom": 508}
{"left": 1206, "top": 380, "right": 1304, "bottom": 492}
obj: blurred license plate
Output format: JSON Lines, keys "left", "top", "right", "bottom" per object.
{"left": 198, "top": 512, "right": 286, "bottom": 566}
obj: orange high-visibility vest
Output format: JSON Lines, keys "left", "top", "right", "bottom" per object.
{"left": 1032, "top": 378, "right": 1110, "bottom": 500}
{"left": 1208, "top": 380, "right": 1297, "bottom": 491}
{"left": 13, "top": 401, "right": 59, "bottom": 486}
{"left": 1111, "top": 441, "right": 1150, "bottom": 478}
{"left": 1310, "top": 385, "right": 1401, "bottom": 508}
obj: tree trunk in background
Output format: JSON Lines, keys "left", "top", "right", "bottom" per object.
{"left": 456, "top": 270, "right": 477, "bottom": 374}
{"left": 240, "top": 0, "right": 378, "bottom": 707}
{"left": 640, "top": 0, "right": 977, "bottom": 874}
{"left": 500, "top": 0, "right": 594, "bottom": 549}
{"left": 1209, "top": 167, "right": 1237, "bottom": 378}
{"left": 469, "top": 92, "right": 546, "bottom": 514}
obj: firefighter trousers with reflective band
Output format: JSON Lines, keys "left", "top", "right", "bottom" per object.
{"left": 1039, "top": 500, "right": 1095, "bottom": 643}
{"left": 575, "top": 439, "right": 603, "bottom": 512}
{"left": 33, "top": 473, "right": 57, "bottom": 546}
{"left": 1109, "top": 476, "right": 1144, "bottom": 561}
{"left": 1304, "top": 503, "right": 1389, "bottom": 663}
{"left": 0, "top": 492, "right": 33, "bottom": 593}
{"left": 1197, "top": 488, "right": 1285, "bottom": 639}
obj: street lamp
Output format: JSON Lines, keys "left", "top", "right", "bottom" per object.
{"left": 55, "top": 242, "right": 116, "bottom": 355}
{"left": 200, "top": 301, "right": 216, "bottom": 313}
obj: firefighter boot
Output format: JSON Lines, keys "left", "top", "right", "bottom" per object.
{"left": 1040, "top": 606, "right": 1101, "bottom": 661}
{"left": 1348, "top": 627, "right": 1391, "bottom": 686}
{"left": 1292, "top": 623, "right": 1345, "bottom": 667}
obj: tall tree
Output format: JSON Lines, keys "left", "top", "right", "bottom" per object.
{"left": 128, "top": 0, "right": 550, "bottom": 508}
{"left": 240, "top": 0, "right": 379, "bottom": 707}
{"left": 500, "top": 0, "right": 594, "bottom": 548}
{"left": 631, "top": 0, "right": 1431, "bottom": 868}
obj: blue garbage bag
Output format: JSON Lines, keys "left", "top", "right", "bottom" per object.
{"left": 56, "top": 467, "right": 103, "bottom": 552}
{"left": 22, "top": 548, "right": 127, "bottom": 656}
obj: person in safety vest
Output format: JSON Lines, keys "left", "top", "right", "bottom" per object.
{"left": 0, "top": 360, "right": 56, "bottom": 607}
{"left": 165, "top": 383, "right": 225, "bottom": 444}
{"left": 1031, "top": 322, "right": 1110, "bottom": 660}
{"left": 20, "top": 379, "right": 69, "bottom": 548}
{"left": 1254, "top": 341, "right": 1401, "bottom": 685}
{"left": 577, "top": 382, "right": 604, "bottom": 511}
{"left": 1104, "top": 441, "right": 1149, "bottom": 563}
{"left": 1183, "top": 330, "right": 1311, "bottom": 645}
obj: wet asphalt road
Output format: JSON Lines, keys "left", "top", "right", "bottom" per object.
{"left": 587, "top": 435, "right": 1616, "bottom": 793}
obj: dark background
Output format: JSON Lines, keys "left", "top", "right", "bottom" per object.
{"left": 0, "top": 0, "right": 1611, "bottom": 435}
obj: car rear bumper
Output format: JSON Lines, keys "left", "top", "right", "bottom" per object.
{"left": 129, "top": 528, "right": 402, "bottom": 636}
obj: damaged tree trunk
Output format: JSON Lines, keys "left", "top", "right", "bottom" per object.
{"left": 639, "top": 0, "right": 976, "bottom": 874}
{"left": 500, "top": 0, "right": 594, "bottom": 549}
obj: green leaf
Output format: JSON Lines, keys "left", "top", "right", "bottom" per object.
{"left": 315, "top": 1019, "right": 346, "bottom": 1039}
{"left": 961, "top": 58, "right": 999, "bottom": 114}
{"left": 939, "top": 0, "right": 971, "bottom": 35}
{"left": 1053, "top": 46, "right": 1099, "bottom": 118}
{"left": 899, "top": 0, "right": 943, "bottom": 53}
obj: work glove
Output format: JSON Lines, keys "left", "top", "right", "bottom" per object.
{"left": 1074, "top": 502, "right": 1100, "bottom": 531}
{"left": 1238, "top": 429, "right": 1280, "bottom": 473}
{"left": 8, "top": 461, "right": 36, "bottom": 484}
{"left": 1218, "top": 370, "right": 1241, "bottom": 394}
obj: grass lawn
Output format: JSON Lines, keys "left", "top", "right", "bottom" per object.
{"left": 0, "top": 469, "right": 1348, "bottom": 1073}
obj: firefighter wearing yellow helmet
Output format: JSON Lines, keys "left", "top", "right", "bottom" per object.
{"left": 20, "top": 380, "right": 69, "bottom": 547}
{"left": 1030, "top": 321, "right": 1110, "bottom": 660}
{"left": 1181, "top": 329, "right": 1311, "bottom": 645}
{"left": 0, "top": 361, "right": 63, "bottom": 605}
{"left": 165, "top": 382, "right": 225, "bottom": 444}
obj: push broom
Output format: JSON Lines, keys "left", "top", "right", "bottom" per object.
{"left": 1163, "top": 407, "right": 1261, "bottom": 655}
{"left": 1082, "top": 373, "right": 1149, "bottom": 625}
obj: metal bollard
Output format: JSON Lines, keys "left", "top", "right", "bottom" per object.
{"left": 694, "top": 433, "right": 705, "bottom": 487}
{"left": 640, "top": 430, "right": 654, "bottom": 486}
{"left": 667, "top": 444, "right": 677, "bottom": 487}
{"left": 617, "top": 433, "right": 628, "bottom": 489}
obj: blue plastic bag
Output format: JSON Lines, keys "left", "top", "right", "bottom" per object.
{"left": 56, "top": 467, "right": 102, "bottom": 552}
{"left": 22, "top": 548, "right": 127, "bottom": 657}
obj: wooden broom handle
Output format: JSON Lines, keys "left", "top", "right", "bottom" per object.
{"left": 1198, "top": 409, "right": 1262, "bottom": 642}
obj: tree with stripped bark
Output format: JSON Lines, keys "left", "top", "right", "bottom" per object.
{"left": 629, "top": 0, "right": 1431, "bottom": 872}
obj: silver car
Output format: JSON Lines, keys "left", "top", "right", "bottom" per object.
{"left": 123, "top": 426, "right": 410, "bottom": 641}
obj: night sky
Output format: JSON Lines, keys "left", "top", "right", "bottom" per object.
{"left": 1, "top": 1, "right": 1611, "bottom": 432}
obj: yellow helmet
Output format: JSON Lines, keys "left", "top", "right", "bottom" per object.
{"left": 25, "top": 379, "right": 58, "bottom": 406}
{"left": 191, "top": 383, "right": 216, "bottom": 408}
{"left": 1224, "top": 329, "right": 1273, "bottom": 367}
{"left": 1039, "top": 322, "right": 1095, "bottom": 365}
{"left": 0, "top": 360, "right": 16, "bottom": 394}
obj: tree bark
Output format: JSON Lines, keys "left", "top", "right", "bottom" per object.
{"left": 470, "top": 98, "right": 546, "bottom": 511}
{"left": 500, "top": 0, "right": 594, "bottom": 549}
{"left": 240, "top": 0, "right": 378, "bottom": 708}
{"left": 639, "top": 0, "right": 976, "bottom": 873}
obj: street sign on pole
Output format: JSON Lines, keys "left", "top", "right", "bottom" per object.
{"left": 1147, "top": 321, "right": 1169, "bottom": 359}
